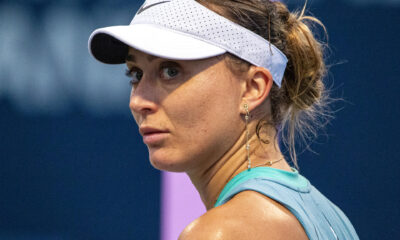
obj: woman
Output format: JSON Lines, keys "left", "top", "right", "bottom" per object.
{"left": 88, "top": 0, "right": 359, "bottom": 239}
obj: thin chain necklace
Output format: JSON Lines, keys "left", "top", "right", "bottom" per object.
{"left": 252, "top": 158, "right": 284, "bottom": 168}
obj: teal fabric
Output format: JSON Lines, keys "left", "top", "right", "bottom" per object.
{"left": 214, "top": 167, "right": 359, "bottom": 240}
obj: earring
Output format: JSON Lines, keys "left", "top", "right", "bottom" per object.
{"left": 244, "top": 103, "right": 251, "bottom": 169}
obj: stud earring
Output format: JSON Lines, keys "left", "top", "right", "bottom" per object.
{"left": 244, "top": 103, "right": 251, "bottom": 169}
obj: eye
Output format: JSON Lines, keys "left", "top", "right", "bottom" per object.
{"left": 160, "top": 63, "right": 180, "bottom": 80}
{"left": 125, "top": 67, "right": 143, "bottom": 85}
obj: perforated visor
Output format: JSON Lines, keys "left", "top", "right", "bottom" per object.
{"left": 88, "top": 0, "right": 288, "bottom": 86}
{"left": 89, "top": 24, "right": 227, "bottom": 64}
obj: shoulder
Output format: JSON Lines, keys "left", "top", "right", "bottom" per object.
{"left": 179, "top": 190, "right": 308, "bottom": 240}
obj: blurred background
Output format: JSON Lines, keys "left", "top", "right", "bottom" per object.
{"left": 0, "top": 0, "right": 399, "bottom": 239}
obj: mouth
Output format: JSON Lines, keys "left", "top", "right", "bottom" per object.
{"left": 139, "top": 126, "right": 169, "bottom": 145}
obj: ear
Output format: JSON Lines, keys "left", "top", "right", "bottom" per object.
{"left": 240, "top": 66, "right": 273, "bottom": 113}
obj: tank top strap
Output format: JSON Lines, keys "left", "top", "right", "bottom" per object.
{"left": 214, "top": 167, "right": 310, "bottom": 207}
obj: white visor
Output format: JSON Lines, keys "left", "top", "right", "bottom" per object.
{"left": 88, "top": 0, "right": 288, "bottom": 87}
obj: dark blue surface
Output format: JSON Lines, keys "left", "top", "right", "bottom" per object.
{"left": 0, "top": 100, "right": 160, "bottom": 239}
{"left": 0, "top": 0, "right": 399, "bottom": 239}
{"left": 288, "top": 1, "right": 400, "bottom": 239}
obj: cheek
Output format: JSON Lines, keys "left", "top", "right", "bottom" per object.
{"left": 173, "top": 75, "right": 239, "bottom": 131}
{"left": 165, "top": 73, "right": 242, "bottom": 159}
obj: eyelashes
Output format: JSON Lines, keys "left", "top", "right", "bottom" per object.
{"left": 125, "top": 68, "right": 133, "bottom": 85}
{"left": 125, "top": 67, "right": 143, "bottom": 85}
{"left": 161, "top": 66, "right": 179, "bottom": 80}
{"left": 125, "top": 68, "right": 133, "bottom": 77}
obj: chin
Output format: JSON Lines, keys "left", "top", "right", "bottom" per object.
{"left": 148, "top": 151, "right": 189, "bottom": 173}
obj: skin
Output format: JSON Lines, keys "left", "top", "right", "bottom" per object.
{"left": 127, "top": 48, "right": 308, "bottom": 240}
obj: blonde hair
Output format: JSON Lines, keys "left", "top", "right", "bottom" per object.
{"left": 196, "top": 0, "right": 331, "bottom": 168}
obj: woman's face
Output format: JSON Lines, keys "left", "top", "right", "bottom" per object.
{"left": 127, "top": 48, "right": 245, "bottom": 172}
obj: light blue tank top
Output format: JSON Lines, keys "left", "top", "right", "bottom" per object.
{"left": 214, "top": 167, "right": 359, "bottom": 240}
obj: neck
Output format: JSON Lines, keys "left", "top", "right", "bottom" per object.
{"left": 186, "top": 121, "right": 292, "bottom": 210}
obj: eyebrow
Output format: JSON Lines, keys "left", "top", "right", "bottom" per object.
{"left": 125, "top": 54, "right": 159, "bottom": 63}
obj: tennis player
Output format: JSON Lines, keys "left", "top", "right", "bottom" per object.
{"left": 88, "top": 0, "right": 359, "bottom": 239}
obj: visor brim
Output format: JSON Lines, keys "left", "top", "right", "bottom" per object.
{"left": 88, "top": 24, "right": 227, "bottom": 64}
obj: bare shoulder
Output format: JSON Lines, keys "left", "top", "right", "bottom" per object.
{"left": 179, "top": 190, "right": 308, "bottom": 240}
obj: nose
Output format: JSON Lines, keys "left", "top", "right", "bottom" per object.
{"left": 129, "top": 80, "right": 158, "bottom": 115}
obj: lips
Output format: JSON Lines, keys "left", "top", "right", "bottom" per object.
{"left": 139, "top": 126, "right": 169, "bottom": 145}
{"left": 139, "top": 126, "right": 169, "bottom": 136}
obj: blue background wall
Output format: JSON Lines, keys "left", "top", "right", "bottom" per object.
{"left": 0, "top": 0, "right": 399, "bottom": 239}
